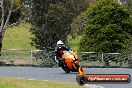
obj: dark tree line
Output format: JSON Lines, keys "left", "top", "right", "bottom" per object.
{"left": 30, "top": 0, "right": 89, "bottom": 50}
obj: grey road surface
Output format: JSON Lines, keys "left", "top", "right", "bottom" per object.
{"left": 0, "top": 67, "right": 131, "bottom": 88}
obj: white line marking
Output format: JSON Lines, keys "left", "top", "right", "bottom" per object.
{"left": 28, "top": 79, "right": 36, "bottom": 80}
{"left": 84, "top": 84, "right": 104, "bottom": 88}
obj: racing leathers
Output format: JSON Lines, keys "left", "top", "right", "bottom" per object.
{"left": 55, "top": 46, "right": 69, "bottom": 66}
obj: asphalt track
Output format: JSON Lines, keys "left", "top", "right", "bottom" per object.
{"left": 0, "top": 67, "right": 131, "bottom": 88}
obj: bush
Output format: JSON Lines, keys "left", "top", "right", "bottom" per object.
{"left": 79, "top": 0, "right": 132, "bottom": 53}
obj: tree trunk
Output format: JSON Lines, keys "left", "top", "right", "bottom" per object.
{"left": 0, "top": 33, "right": 3, "bottom": 56}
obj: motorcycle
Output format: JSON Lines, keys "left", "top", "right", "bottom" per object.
{"left": 59, "top": 50, "right": 85, "bottom": 76}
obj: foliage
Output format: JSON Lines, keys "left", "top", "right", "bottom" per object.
{"left": 0, "top": 0, "right": 22, "bottom": 56}
{"left": 70, "top": 0, "right": 95, "bottom": 38}
{"left": 70, "top": 12, "right": 87, "bottom": 38}
{"left": 3, "top": 0, "right": 22, "bottom": 24}
{"left": 118, "top": 0, "right": 132, "bottom": 15}
{"left": 79, "top": 0, "right": 132, "bottom": 53}
{"left": 30, "top": 0, "right": 88, "bottom": 50}
{"left": 30, "top": 2, "right": 69, "bottom": 50}
{"left": 118, "top": 0, "right": 132, "bottom": 8}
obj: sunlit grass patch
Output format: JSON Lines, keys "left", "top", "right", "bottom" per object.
{"left": 0, "top": 78, "right": 87, "bottom": 88}
{"left": 3, "top": 21, "right": 35, "bottom": 50}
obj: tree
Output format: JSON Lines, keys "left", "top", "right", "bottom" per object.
{"left": 70, "top": 0, "right": 95, "bottom": 38}
{"left": 21, "top": 0, "right": 32, "bottom": 22}
{"left": 30, "top": 0, "right": 87, "bottom": 50}
{"left": 70, "top": 12, "right": 87, "bottom": 38}
{"left": 0, "top": 0, "right": 22, "bottom": 55}
{"left": 117, "top": 0, "right": 132, "bottom": 8}
{"left": 80, "top": 0, "right": 132, "bottom": 53}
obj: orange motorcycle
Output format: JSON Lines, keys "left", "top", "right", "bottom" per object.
{"left": 60, "top": 50, "right": 85, "bottom": 76}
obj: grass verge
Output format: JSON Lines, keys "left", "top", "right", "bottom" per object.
{"left": 67, "top": 35, "right": 82, "bottom": 51}
{"left": 3, "top": 21, "right": 35, "bottom": 50}
{"left": 0, "top": 78, "right": 86, "bottom": 88}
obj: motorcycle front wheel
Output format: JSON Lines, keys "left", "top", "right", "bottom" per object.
{"left": 76, "top": 75, "right": 86, "bottom": 85}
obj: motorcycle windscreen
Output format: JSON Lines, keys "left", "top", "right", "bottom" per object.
{"left": 71, "top": 51, "right": 78, "bottom": 59}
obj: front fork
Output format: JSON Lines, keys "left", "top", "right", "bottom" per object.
{"left": 78, "top": 67, "right": 86, "bottom": 76}
{"left": 74, "top": 61, "right": 86, "bottom": 76}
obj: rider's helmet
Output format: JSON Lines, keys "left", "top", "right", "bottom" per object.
{"left": 57, "top": 40, "right": 64, "bottom": 48}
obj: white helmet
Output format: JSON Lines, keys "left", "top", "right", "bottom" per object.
{"left": 57, "top": 40, "right": 64, "bottom": 47}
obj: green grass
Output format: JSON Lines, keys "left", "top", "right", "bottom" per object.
{"left": 3, "top": 21, "right": 81, "bottom": 50}
{"left": 3, "top": 21, "right": 35, "bottom": 50}
{"left": 0, "top": 78, "right": 86, "bottom": 88}
{"left": 67, "top": 35, "right": 82, "bottom": 51}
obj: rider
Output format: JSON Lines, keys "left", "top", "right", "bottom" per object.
{"left": 55, "top": 40, "right": 70, "bottom": 66}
